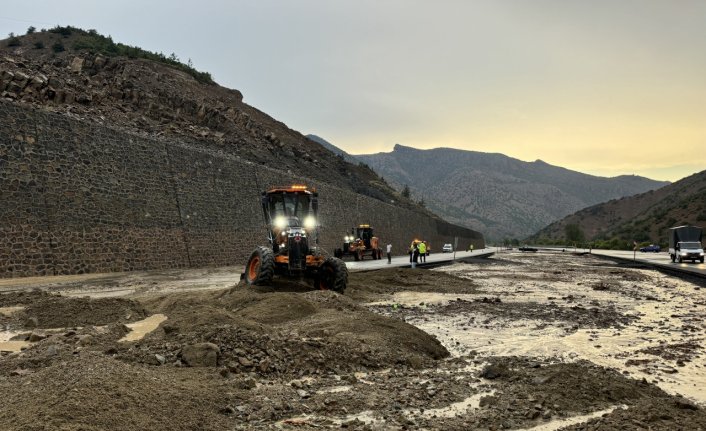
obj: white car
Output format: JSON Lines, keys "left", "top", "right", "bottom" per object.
{"left": 442, "top": 244, "right": 453, "bottom": 253}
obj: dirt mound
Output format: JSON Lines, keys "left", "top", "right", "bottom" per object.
{"left": 346, "top": 267, "right": 479, "bottom": 301}
{"left": 105, "top": 286, "right": 449, "bottom": 375}
{"left": 1, "top": 291, "right": 147, "bottom": 330}
{"left": 0, "top": 353, "right": 236, "bottom": 431}
{"left": 0, "top": 290, "right": 54, "bottom": 306}
{"left": 18, "top": 296, "right": 147, "bottom": 328}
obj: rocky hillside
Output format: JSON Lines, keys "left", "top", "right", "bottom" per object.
{"left": 530, "top": 169, "right": 706, "bottom": 246}
{"left": 356, "top": 144, "right": 670, "bottom": 240}
{"left": 0, "top": 27, "right": 418, "bottom": 209}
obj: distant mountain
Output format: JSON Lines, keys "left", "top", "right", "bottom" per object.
{"left": 530, "top": 170, "right": 706, "bottom": 245}
{"left": 355, "top": 144, "right": 670, "bottom": 240}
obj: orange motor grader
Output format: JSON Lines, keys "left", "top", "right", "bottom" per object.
{"left": 243, "top": 185, "right": 347, "bottom": 292}
{"left": 334, "top": 224, "right": 383, "bottom": 261}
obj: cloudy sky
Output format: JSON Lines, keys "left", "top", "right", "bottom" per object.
{"left": 2, "top": 1, "right": 705, "bottom": 181}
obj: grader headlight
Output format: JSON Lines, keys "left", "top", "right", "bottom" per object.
{"left": 274, "top": 216, "right": 288, "bottom": 229}
{"left": 303, "top": 216, "right": 317, "bottom": 229}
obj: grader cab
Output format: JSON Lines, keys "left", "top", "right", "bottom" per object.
{"left": 243, "top": 185, "right": 347, "bottom": 292}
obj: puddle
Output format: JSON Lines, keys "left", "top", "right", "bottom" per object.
{"left": 0, "top": 306, "right": 25, "bottom": 316}
{"left": 316, "top": 385, "right": 352, "bottom": 394}
{"left": 405, "top": 390, "right": 495, "bottom": 419}
{"left": 365, "top": 292, "right": 476, "bottom": 308}
{"left": 0, "top": 340, "right": 30, "bottom": 353}
{"left": 0, "top": 328, "right": 32, "bottom": 352}
{"left": 517, "top": 405, "right": 625, "bottom": 430}
{"left": 119, "top": 314, "right": 167, "bottom": 342}
{"left": 279, "top": 410, "right": 383, "bottom": 427}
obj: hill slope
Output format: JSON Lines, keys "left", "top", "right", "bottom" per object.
{"left": 356, "top": 144, "right": 670, "bottom": 240}
{"left": 306, "top": 134, "right": 360, "bottom": 165}
{"left": 530, "top": 170, "right": 706, "bottom": 246}
{"left": 0, "top": 27, "right": 418, "bottom": 209}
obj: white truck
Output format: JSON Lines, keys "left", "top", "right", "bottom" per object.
{"left": 668, "top": 225, "right": 704, "bottom": 263}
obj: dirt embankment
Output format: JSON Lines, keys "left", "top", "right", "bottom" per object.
{"left": 1, "top": 253, "right": 706, "bottom": 430}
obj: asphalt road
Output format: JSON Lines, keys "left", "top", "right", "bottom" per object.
{"left": 587, "top": 249, "right": 706, "bottom": 278}
{"left": 344, "top": 248, "right": 495, "bottom": 273}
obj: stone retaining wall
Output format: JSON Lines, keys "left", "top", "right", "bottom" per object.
{"left": 0, "top": 101, "right": 484, "bottom": 277}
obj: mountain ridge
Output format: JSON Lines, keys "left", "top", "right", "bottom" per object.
{"left": 530, "top": 169, "right": 706, "bottom": 246}
{"left": 352, "top": 143, "right": 670, "bottom": 240}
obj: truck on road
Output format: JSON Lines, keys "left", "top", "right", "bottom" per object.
{"left": 668, "top": 225, "right": 704, "bottom": 263}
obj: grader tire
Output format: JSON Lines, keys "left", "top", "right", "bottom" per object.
{"left": 316, "top": 257, "right": 348, "bottom": 293}
{"left": 244, "top": 246, "right": 274, "bottom": 285}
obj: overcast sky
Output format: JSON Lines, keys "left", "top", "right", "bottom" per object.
{"left": 2, "top": 1, "right": 705, "bottom": 181}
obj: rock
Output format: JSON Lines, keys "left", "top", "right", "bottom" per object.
{"left": 525, "top": 410, "right": 540, "bottom": 419}
{"left": 479, "top": 364, "right": 507, "bottom": 380}
{"left": 46, "top": 345, "right": 59, "bottom": 356}
{"left": 29, "top": 75, "right": 47, "bottom": 89}
{"left": 181, "top": 342, "right": 220, "bottom": 367}
{"left": 238, "top": 356, "right": 253, "bottom": 367}
{"left": 10, "top": 368, "right": 32, "bottom": 377}
{"left": 675, "top": 399, "right": 699, "bottom": 410}
{"left": 48, "top": 76, "right": 63, "bottom": 88}
{"left": 155, "top": 354, "right": 166, "bottom": 365}
{"left": 237, "top": 378, "right": 257, "bottom": 390}
{"left": 24, "top": 316, "right": 39, "bottom": 328}
{"left": 28, "top": 332, "right": 47, "bottom": 342}
{"left": 532, "top": 375, "right": 552, "bottom": 385}
{"left": 13, "top": 71, "right": 29, "bottom": 88}
{"left": 70, "top": 57, "right": 84, "bottom": 73}
{"left": 478, "top": 395, "right": 497, "bottom": 407}
{"left": 77, "top": 335, "right": 93, "bottom": 346}
{"left": 221, "top": 405, "right": 236, "bottom": 415}
{"left": 0, "top": 70, "right": 14, "bottom": 81}
{"left": 290, "top": 379, "right": 304, "bottom": 389}
{"left": 162, "top": 324, "right": 178, "bottom": 334}
{"left": 296, "top": 389, "right": 310, "bottom": 398}
{"left": 93, "top": 55, "right": 107, "bottom": 68}
{"left": 76, "top": 93, "right": 92, "bottom": 104}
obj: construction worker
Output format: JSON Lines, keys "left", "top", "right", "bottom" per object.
{"left": 418, "top": 241, "right": 426, "bottom": 263}
{"left": 386, "top": 242, "right": 392, "bottom": 264}
{"left": 412, "top": 242, "right": 419, "bottom": 268}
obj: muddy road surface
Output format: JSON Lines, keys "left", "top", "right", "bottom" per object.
{"left": 1, "top": 252, "right": 705, "bottom": 430}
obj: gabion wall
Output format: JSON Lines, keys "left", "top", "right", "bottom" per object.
{"left": 0, "top": 102, "right": 484, "bottom": 277}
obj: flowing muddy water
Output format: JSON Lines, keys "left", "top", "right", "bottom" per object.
{"left": 3, "top": 252, "right": 706, "bottom": 430}
{"left": 373, "top": 255, "right": 706, "bottom": 405}
{"left": 0, "top": 266, "right": 243, "bottom": 298}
